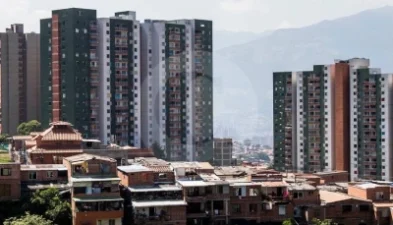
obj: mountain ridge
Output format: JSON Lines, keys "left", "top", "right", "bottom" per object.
{"left": 213, "top": 6, "right": 393, "bottom": 143}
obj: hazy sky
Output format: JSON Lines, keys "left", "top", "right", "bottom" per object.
{"left": 1, "top": 0, "right": 393, "bottom": 33}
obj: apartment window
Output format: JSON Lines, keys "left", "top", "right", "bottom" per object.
{"left": 359, "top": 205, "right": 370, "bottom": 212}
{"left": 0, "top": 184, "right": 11, "bottom": 197}
{"left": 249, "top": 188, "right": 258, "bottom": 196}
{"left": 109, "top": 220, "right": 115, "bottom": 225}
{"left": 279, "top": 205, "right": 286, "bottom": 216}
{"left": 0, "top": 168, "right": 11, "bottom": 176}
{"left": 232, "top": 204, "right": 241, "bottom": 213}
{"left": 249, "top": 204, "right": 258, "bottom": 213}
{"left": 342, "top": 205, "right": 352, "bottom": 213}
{"left": 47, "top": 171, "right": 54, "bottom": 178}
{"left": 29, "top": 172, "right": 37, "bottom": 180}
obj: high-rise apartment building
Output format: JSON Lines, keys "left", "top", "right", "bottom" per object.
{"left": 273, "top": 72, "right": 296, "bottom": 172}
{"left": 141, "top": 19, "right": 213, "bottom": 161}
{"left": 0, "top": 24, "right": 40, "bottom": 135}
{"left": 349, "top": 59, "right": 393, "bottom": 181}
{"left": 213, "top": 138, "right": 233, "bottom": 166}
{"left": 40, "top": 8, "right": 99, "bottom": 138}
{"left": 97, "top": 11, "right": 141, "bottom": 146}
{"left": 273, "top": 59, "right": 363, "bottom": 174}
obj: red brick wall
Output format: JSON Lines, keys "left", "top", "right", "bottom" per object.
{"left": 20, "top": 170, "right": 62, "bottom": 183}
{"left": 324, "top": 199, "right": 374, "bottom": 225}
{"left": 317, "top": 172, "right": 349, "bottom": 184}
{"left": 0, "top": 163, "right": 21, "bottom": 201}
{"left": 348, "top": 186, "right": 390, "bottom": 202}
{"left": 74, "top": 211, "right": 123, "bottom": 225}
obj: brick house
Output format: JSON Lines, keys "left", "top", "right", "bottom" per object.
{"left": 20, "top": 164, "right": 68, "bottom": 192}
{"left": 320, "top": 190, "right": 373, "bottom": 225}
{"left": 63, "top": 154, "right": 123, "bottom": 225}
{"left": 348, "top": 183, "right": 393, "bottom": 225}
{"left": 118, "top": 164, "right": 187, "bottom": 225}
{"left": 0, "top": 163, "right": 20, "bottom": 201}
{"left": 314, "top": 171, "right": 349, "bottom": 184}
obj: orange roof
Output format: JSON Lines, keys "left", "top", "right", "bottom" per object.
{"left": 34, "top": 121, "right": 82, "bottom": 141}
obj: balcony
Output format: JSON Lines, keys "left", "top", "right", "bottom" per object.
{"left": 75, "top": 199, "right": 123, "bottom": 212}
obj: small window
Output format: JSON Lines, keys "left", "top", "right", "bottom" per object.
{"left": 158, "top": 173, "right": 167, "bottom": 179}
{"left": 0, "top": 168, "right": 11, "bottom": 176}
{"left": 109, "top": 220, "right": 115, "bottom": 225}
{"left": 47, "top": 171, "right": 54, "bottom": 178}
{"left": 279, "top": 205, "right": 286, "bottom": 216}
{"left": 29, "top": 172, "right": 37, "bottom": 180}
{"left": 342, "top": 205, "right": 352, "bottom": 213}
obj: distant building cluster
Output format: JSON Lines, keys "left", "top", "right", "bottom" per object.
{"left": 273, "top": 58, "right": 393, "bottom": 181}
{"left": 0, "top": 7, "right": 213, "bottom": 162}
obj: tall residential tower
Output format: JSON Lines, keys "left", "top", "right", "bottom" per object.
{"left": 141, "top": 19, "right": 213, "bottom": 161}
{"left": 0, "top": 24, "right": 40, "bottom": 135}
{"left": 97, "top": 11, "right": 141, "bottom": 146}
{"left": 40, "top": 8, "right": 99, "bottom": 138}
{"left": 274, "top": 59, "right": 359, "bottom": 174}
{"left": 349, "top": 59, "right": 393, "bottom": 181}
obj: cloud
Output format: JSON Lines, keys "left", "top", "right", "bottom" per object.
{"left": 219, "top": 0, "right": 269, "bottom": 14}
{"left": 0, "top": 0, "right": 29, "bottom": 16}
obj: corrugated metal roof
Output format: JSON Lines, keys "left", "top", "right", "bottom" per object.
{"left": 118, "top": 165, "right": 152, "bottom": 173}
{"left": 28, "top": 149, "right": 83, "bottom": 154}
{"left": 64, "top": 153, "right": 116, "bottom": 163}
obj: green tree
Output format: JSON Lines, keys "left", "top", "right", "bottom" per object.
{"left": 17, "top": 120, "right": 41, "bottom": 135}
{"left": 312, "top": 218, "right": 337, "bottom": 225}
{"left": 29, "top": 188, "right": 71, "bottom": 225}
{"left": 282, "top": 219, "right": 293, "bottom": 225}
{"left": 3, "top": 213, "right": 52, "bottom": 225}
{"left": 152, "top": 142, "right": 166, "bottom": 160}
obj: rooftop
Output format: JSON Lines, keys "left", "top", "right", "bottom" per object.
{"left": 170, "top": 162, "right": 213, "bottom": 170}
{"left": 177, "top": 180, "right": 214, "bottom": 187}
{"left": 314, "top": 171, "right": 348, "bottom": 176}
{"left": 353, "top": 183, "right": 388, "bottom": 189}
{"left": 288, "top": 183, "right": 316, "bottom": 191}
{"left": 64, "top": 154, "right": 116, "bottom": 164}
{"left": 261, "top": 181, "right": 289, "bottom": 187}
{"left": 319, "top": 190, "right": 371, "bottom": 204}
{"left": 199, "top": 173, "right": 229, "bottom": 185}
{"left": 128, "top": 185, "right": 182, "bottom": 193}
{"left": 117, "top": 165, "right": 152, "bottom": 173}
{"left": 35, "top": 121, "right": 82, "bottom": 142}
{"left": 21, "top": 164, "right": 67, "bottom": 171}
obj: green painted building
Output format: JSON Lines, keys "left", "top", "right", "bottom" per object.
{"left": 40, "top": 8, "right": 98, "bottom": 138}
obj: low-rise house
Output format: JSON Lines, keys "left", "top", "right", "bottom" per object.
{"left": 118, "top": 164, "right": 187, "bottom": 225}
{"left": 288, "top": 183, "right": 320, "bottom": 223}
{"left": 64, "top": 154, "right": 123, "bottom": 225}
{"left": 0, "top": 163, "right": 20, "bottom": 201}
{"left": 348, "top": 183, "right": 393, "bottom": 225}
{"left": 314, "top": 171, "right": 349, "bottom": 184}
{"left": 20, "top": 164, "right": 68, "bottom": 192}
{"left": 320, "top": 190, "right": 373, "bottom": 225}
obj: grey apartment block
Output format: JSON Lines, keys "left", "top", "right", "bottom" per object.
{"left": 0, "top": 24, "right": 40, "bottom": 135}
